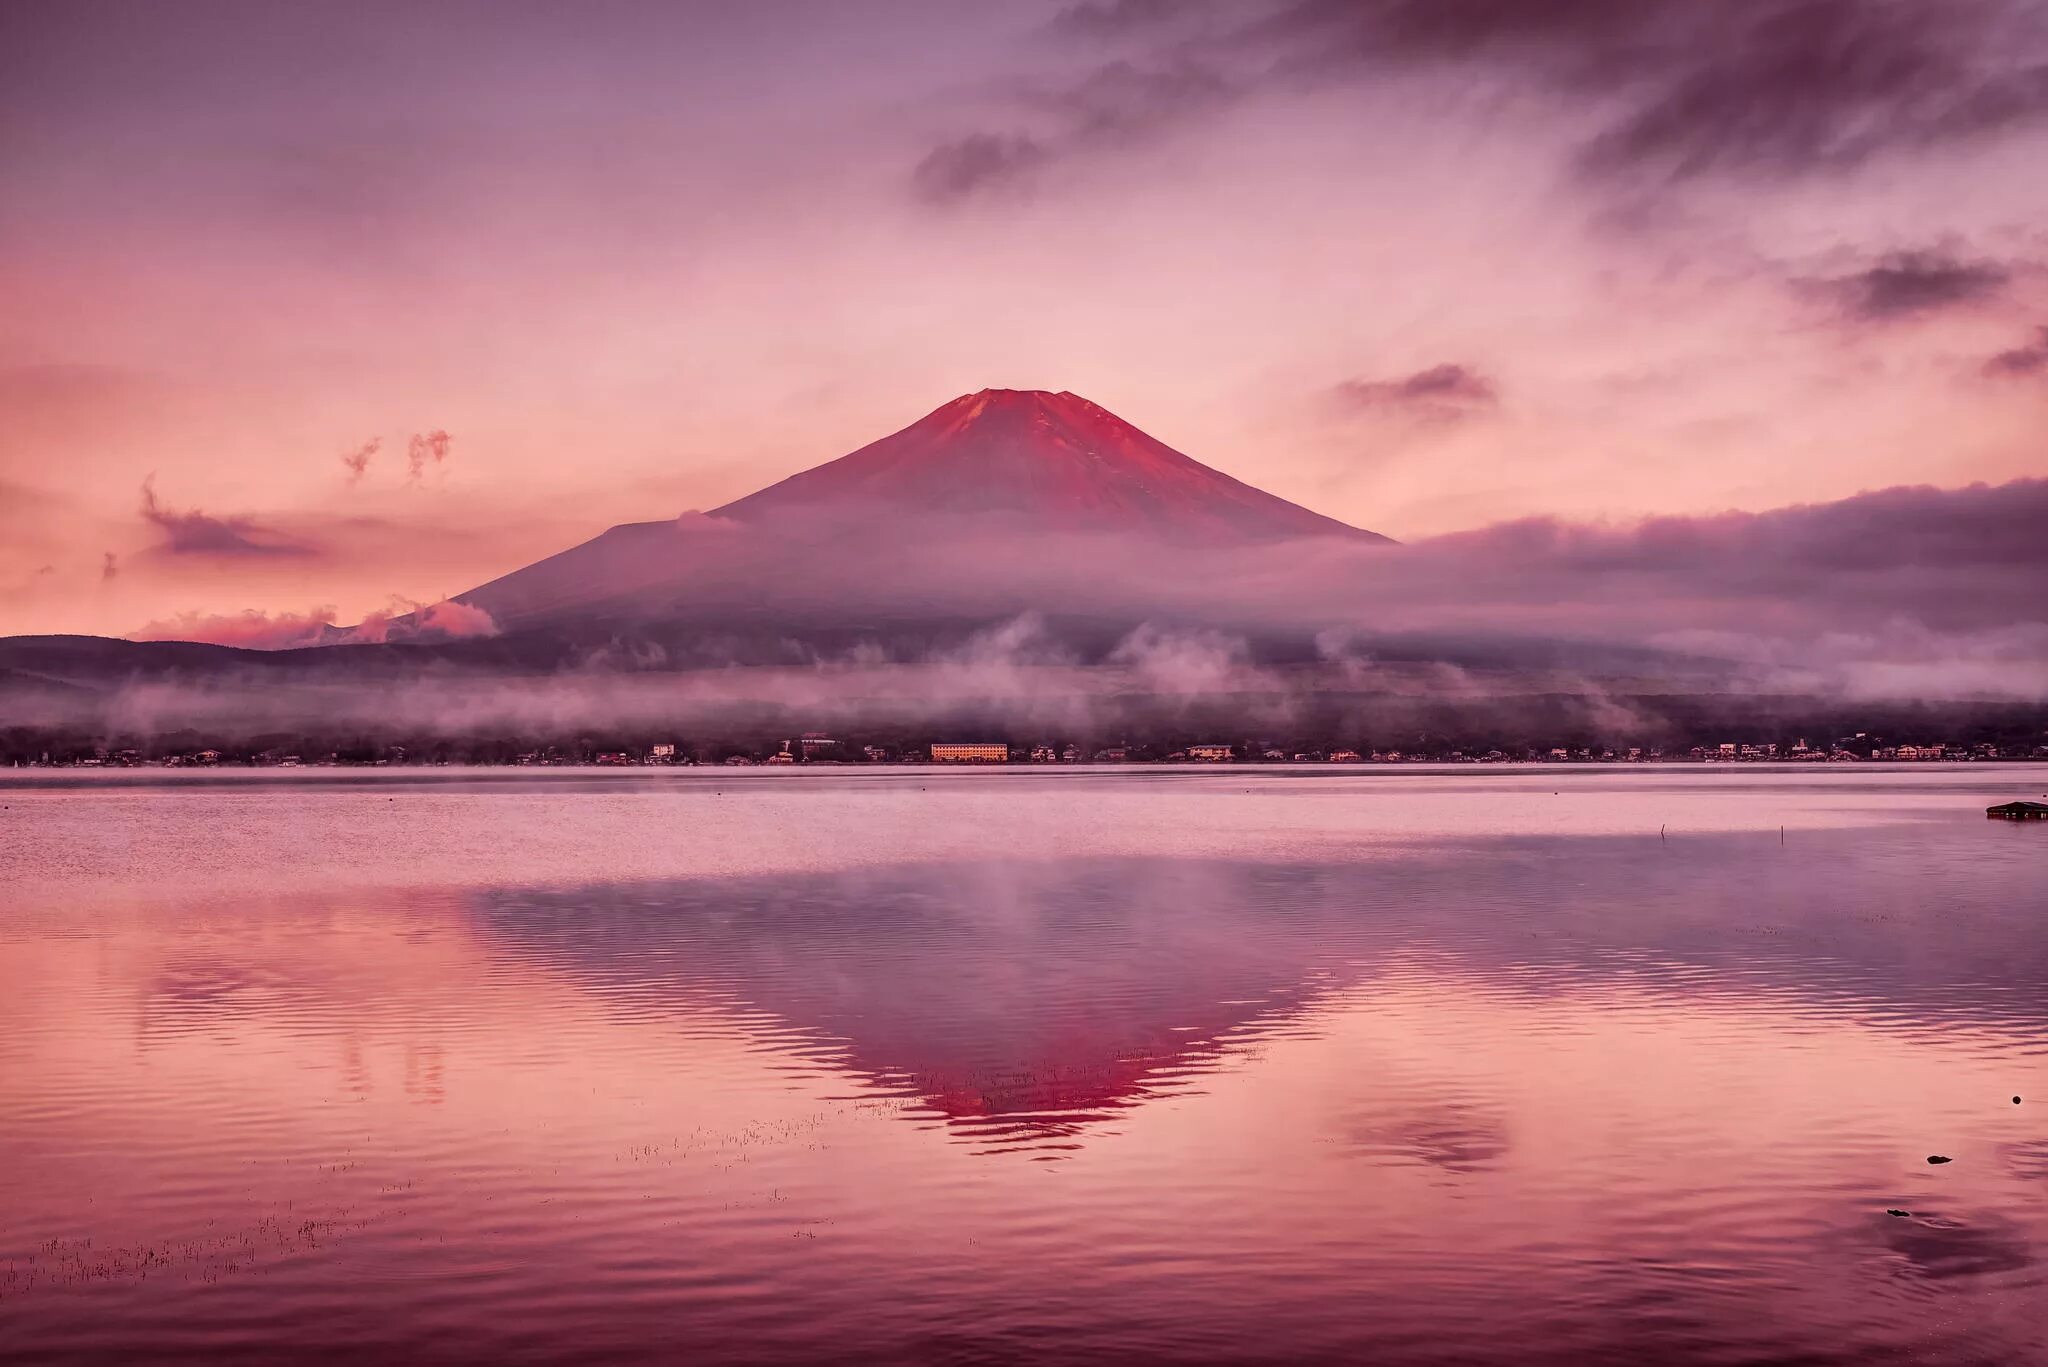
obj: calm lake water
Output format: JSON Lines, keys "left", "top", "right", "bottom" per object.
{"left": 1, "top": 766, "right": 2044, "bottom": 1365}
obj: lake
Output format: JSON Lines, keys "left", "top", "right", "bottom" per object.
{"left": 1, "top": 766, "right": 2044, "bottom": 1365}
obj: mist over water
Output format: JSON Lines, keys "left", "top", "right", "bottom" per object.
{"left": 11, "top": 473, "right": 2048, "bottom": 747}
{"left": 1, "top": 766, "right": 2045, "bottom": 1365}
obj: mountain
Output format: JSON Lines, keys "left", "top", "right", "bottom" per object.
{"left": 453, "top": 388, "right": 1386, "bottom": 632}
{"left": 711, "top": 389, "right": 1382, "bottom": 541}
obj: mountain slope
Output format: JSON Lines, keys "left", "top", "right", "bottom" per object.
{"left": 452, "top": 389, "right": 1385, "bottom": 629}
{"left": 711, "top": 389, "right": 1383, "bottom": 541}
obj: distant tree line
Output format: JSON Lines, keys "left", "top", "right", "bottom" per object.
{"left": 5, "top": 699, "right": 2045, "bottom": 768}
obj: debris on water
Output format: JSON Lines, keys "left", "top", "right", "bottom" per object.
{"left": 1886, "top": 1209, "right": 1912, "bottom": 1218}
{"left": 1926, "top": 1155, "right": 1953, "bottom": 1165}
{"left": 2015, "top": 1096, "right": 2023, "bottom": 1105}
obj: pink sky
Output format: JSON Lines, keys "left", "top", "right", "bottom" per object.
{"left": 3, "top": 0, "right": 2046, "bottom": 638}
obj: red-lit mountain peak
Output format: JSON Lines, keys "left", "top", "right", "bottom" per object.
{"left": 711, "top": 389, "right": 1385, "bottom": 543}
{"left": 446, "top": 389, "right": 1386, "bottom": 629}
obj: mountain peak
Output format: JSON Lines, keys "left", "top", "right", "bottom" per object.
{"left": 934, "top": 388, "right": 1108, "bottom": 428}
{"left": 452, "top": 390, "right": 1389, "bottom": 629}
{"left": 958, "top": 387, "right": 1075, "bottom": 401}
{"left": 712, "top": 390, "right": 1386, "bottom": 543}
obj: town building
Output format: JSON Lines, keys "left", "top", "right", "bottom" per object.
{"left": 1187, "top": 744, "right": 1234, "bottom": 762}
{"left": 931, "top": 742, "right": 1009, "bottom": 763}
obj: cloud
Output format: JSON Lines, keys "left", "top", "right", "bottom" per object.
{"left": 974, "top": 0, "right": 2048, "bottom": 192}
{"left": 131, "top": 606, "right": 339, "bottom": 649}
{"left": 1567, "top": 0, "right": 2048, "bottom": 181}
{"left": 1430, "top": 479, "right": 2048, "bottom": 573}
{"left": 450, "top": 472, "right": 2048, "bottom": 654}
{"left": 405, "top": 429, "right": 452, "bottom": 482}
{"left": 1046, "top": 58, "right": 1236, "bottom": 140}
{"left": 1107, "top": 621, "right": 1251, "bottom": 695}
{"left": 341, "top": 437, "right": 379, "bottom": 484}
{"left": 1811, "top": 249, "right": 2011, "bottom": 321}
{"left": 1984, "top": 325, "right": 2048, "bottom": 377}
{"left": 911, "top": 61, "right": 1232, "bottom": 201}
{"left": 1333, "top": 363, "right": 1498, "bottom": 418}
{"left": 1403, "top": 478, "right": 2048, "bottom": 648}
{"left": 333, "top": 595, "right": 501, "bottom": 645}
{"left": 128, "top": 595, "right": 499, "bottom": 651}
{"left": 417, "top": 598, "right": 499, "bottom": 638}
{"left": 138, "top": 475, "right": 313, "bottom": 557}
{"left": 31, "top": 475, "right": 2048, "bottom": 742}
{"left": 1271, "top": 0, "right": 2048, "bottom": 181}
{"left": 912, "top": 133, "right": 1050, "bottom": 202}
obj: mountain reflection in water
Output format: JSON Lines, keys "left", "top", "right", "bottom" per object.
{"left": 472, "top": 836, "right": 2048, "bottom": 1155}
{"left": 1, "top": 770, "right": 2044, "bottom": 1366}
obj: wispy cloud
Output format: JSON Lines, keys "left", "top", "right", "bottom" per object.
{"left": 1983, "top": 325, "right": 2048, "bottom": 377}
{"left": 131, "top": 606, "right": 340, "bottom": 649}
{"left": 139, "top": 475, "right": 312, "bottom": 557}
{"left": 912, "top": 134, "right": 1049, "bottom": 203}
{"left": 1811, "top": 249, "right": 2011, "bottom": 322}
{"left": 341, "top": 437, "right": 380, "bottom": 484}
{"left": 130, "top": 595, "right": 499, "bottom": 650}
{"left": 1333, "top": 363, "right": 1498, "bottom": 419}
{"left": 926, "top": 0, "right": 2048, "bottom": 195}
{"left": 911, "top": 58, "right": 1234, "bottom": 202}
{"left": 405, "top": 430, "right": 452, "bottom": 482}
{"left": 61, "top": 475, "right": 2048, "bottom": 741}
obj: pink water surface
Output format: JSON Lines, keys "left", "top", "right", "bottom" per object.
{"left": 1, "top": 766, "right": 2044, "bottom": 1364}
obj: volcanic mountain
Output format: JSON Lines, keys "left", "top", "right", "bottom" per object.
{"left": 712, "top": 388, "right": 1379, "bottom": 540}
{"left": 453, "top": 389, "right": 1386, "bottom": 630}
